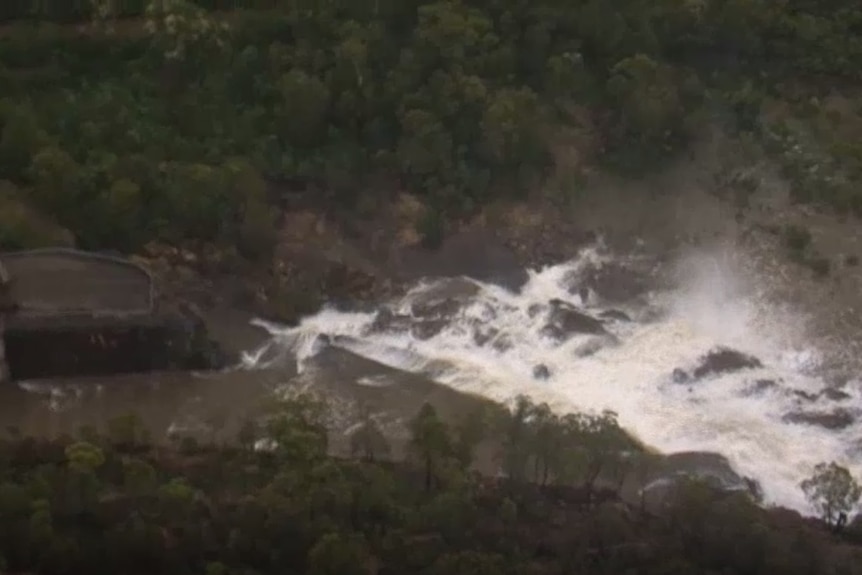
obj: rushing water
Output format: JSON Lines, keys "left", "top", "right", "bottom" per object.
{"left": 247, "top": 240, "right": 862, "bottom": 514}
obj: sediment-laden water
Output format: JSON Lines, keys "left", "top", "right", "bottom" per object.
{"left": 247, "top": 239, "right": 861, "bottom": 513}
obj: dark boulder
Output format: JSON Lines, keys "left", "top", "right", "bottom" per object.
{"left": 792, "top": 389, "right": 818, "bottom": 402}
{"left": 820, "top": 388, "right": 851, "bottom": 402}
{"left": 398, "top": 228, "right": 529, "bottom": 292}
{"left": 410, "top": 277, "right": 482, "bottom": 319}
{"left": 672, "top": 368, "right": 690, "bottom": 384}
{"left": 741, "top": 379, "right": 777, "bottom": 396}
{"left": 574, "top": 336, "right": 616, "bottom": 358}
{"left": 533, "top": 364, "right": 551, "bottom": 380}
{"left": 410, "top": 320, "right": 448, "bottom": 341}
{"left": 540, "top": 299, "right": 608, "bottom": 342}
{"left": 691, "top": 347, "right": 762, "bottom": 380}
{"left": 492, "top": 335, "right": 513, "bottom": 353}
{"left": 473, "top": 327, "right": 498, "bottom": 347}
{"left": 369, "top": 308, "right": 415, "bottom": 335}
{"left": 568, "top": 262, "right": 656, "bottom": 304}
{"left": 783, "top": 408, "right": 855, "bottom": 430}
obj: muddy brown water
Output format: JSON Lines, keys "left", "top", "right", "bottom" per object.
{"left": 0, "top": 345, "right": 498, "bottom": 462}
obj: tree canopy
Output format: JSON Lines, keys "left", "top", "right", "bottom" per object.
{"left": 0, "top": 397, "right": 859, "bottom": 575}
{"left": 0, "top": 0, "right": 860, "bottom": 255}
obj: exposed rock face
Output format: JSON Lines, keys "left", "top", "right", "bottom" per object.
{"left": 691, "top": 347, "right": 762, "bottom": 380}
{"left": 397, "top": 228, "right": 529, "bottom": 292}
{"left": 568, "top": 261, "right": 658, "bottom": 305}
{"left": 792, "top": 389, "right": 818, "bottom": 402}
{"left": 533, "top": 364, "right": 551, "bottom": 380}
{"left": 641, "top": 451, "right": 764, "bottom": 513}
{"left": 370, "top": 278, "right": 485, "bottom": 341}
{"left": 783, "top": 408, "right": 855, "bottom": 430}
{"left": 819, "top": 388, "right": 851, "bottom": 402}
{"left": 740, "top": 379, "right": 778, "bottom": 396}
{"left": 410, "top": 278, "right": 482, "bottom": 319}
{"left": 540, "top": 299, "right": 608, "bottom": 341}
{"left": 573, "top": 336, "right": 614, "bottom": 357}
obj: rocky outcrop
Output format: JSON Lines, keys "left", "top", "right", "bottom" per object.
{"left": 674, "top": 347, "right": 763, "bottom": 383}
{"left": 533, "top": 364, "right": 551, "bottom": 380}
{"left": 540, "top": 299, "right": 609, "bottom": 341}
{"left": 567, "top": 260, "right": 660, "bottom": 305}
{"left": 819, "top": 388, "right": 851, "bottom": 402}
{"left": 783, "top": 408, "right": 855, "bottom": 430}
{"left": 397, "top": 228, "right": 529, "bottom": 292}
{"left": 740, "top": 379, "right": 778, "bottom": 396}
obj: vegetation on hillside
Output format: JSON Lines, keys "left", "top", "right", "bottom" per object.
{"left": 0, "top": 0, "right": 861, "bottom": 256}
{"left": 0, "top": 392, "right": 861, "bottom": 575}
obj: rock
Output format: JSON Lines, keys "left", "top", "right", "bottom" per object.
{"left": 411, "top": 277, "right": 482, "bottom": 319}
{"left": 598, "top": 309, "right": 632, "bottom": 322}
{"left": 321, "top": 261, "right": 378, "bottom": 301}
{"left": 672, "top": 368, "right": 690, "bottom": 384}
{"left": 641, "top": 451, "right": 761, "bottom": 514}
{"left": 820, "top": 388, "right": 851, "bottom": 402}
{"left": 792, "top": 389, "right": 818, "bottom": 402}
{"left": 569, "top": 262, "right": 655, "bottom": 304}
{"left": 574, "top": 336, "right": 614, "bottom": 358}
{"left": 743, "top": 477, "right": 764, "bottom": 503}
{"left": 783, "top": 408, "right": 855, "bottom": 430}
{"left": 473, "top": 327, "right": 498, "bottom": 347}
{"left": 578, "top": 286, "right": 590, "bottom": 306}
{"left": 741, "top": 379, "right": 777, "bottom": 396}
{"left": 754, "top": 379, "right": 777, "bottom": 391}
{"left": 540, "top": 299, "right": 608, "bottom": 341}
{"left": 533, "top": 364, "right": 551, "bottom": 380}
{"left": 691, "top": 347, "right": 762, "bottom": 380}
{"left": 663, "top": 451, "right": 756, "bottom": 493}
{"left": 370, "top": 308, "right": 411, "bottom": 334}
{"left": 410, "top": 320, "right": 448, "bottom": 340}
{"left": 527, "top": 304, "right": 543, "bottom": 318}
{"left": 492, "top": 335, "right": 513, "bottom": 353}
{"left": 398, "top": 228, "right": 529, "bottom": 292}
{"left": 313, "top": 334, "right": 331, "bottom": 352}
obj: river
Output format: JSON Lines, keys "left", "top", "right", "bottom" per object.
{"left": 5, "top": 236, "right": 860, "bottom": 515}
{"left": 246, "top": 238, "right": 861, "bottom": 513}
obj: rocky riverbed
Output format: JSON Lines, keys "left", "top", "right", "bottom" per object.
{"left": 7, "top": 129, "right": 862, "bottom": 515}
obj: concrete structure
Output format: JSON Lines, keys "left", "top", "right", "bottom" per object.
{"left": 0, "top": 248, "right": 191, "bottom": 381}
{"left": 0, "top": 248, "right": 153, "bottom": 318}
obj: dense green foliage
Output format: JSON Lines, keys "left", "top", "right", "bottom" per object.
{"left": 0, "top": 394, "right": 860, "bottom": 575}
{"left": 0, "top": 0, "right": 860, "bottom": 254}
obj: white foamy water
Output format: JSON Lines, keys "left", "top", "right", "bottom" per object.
{"left": 249, "top": 243, "right": 862, "bottom": 514}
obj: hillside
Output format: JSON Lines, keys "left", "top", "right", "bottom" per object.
{"left": 0, "top": 0, "right": 860, "bottom": 259}
{"left": 1, "top": 393, "right": 862, "bottom": 575}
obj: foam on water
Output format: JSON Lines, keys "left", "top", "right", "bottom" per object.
{"left": 250, "top": 243, "right": 861, "bottom": 514}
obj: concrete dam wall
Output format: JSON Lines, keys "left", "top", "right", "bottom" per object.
{"left": 0, "top": 249, "right": 224, "bottom": 381}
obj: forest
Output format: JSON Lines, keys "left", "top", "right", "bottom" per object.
{"left": 1, "top": 391, "right": 862, "bottom": 575}
{"left": 0, "top": 0, "right": 861, "bottom": 256}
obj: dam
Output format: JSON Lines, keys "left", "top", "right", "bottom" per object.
{"left": 0, "top": 248, "right": 221, "bottom": 381}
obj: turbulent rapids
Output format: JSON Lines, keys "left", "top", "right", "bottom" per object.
{"left": 247, "top": 240, "right": 862, "bottom": 513}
